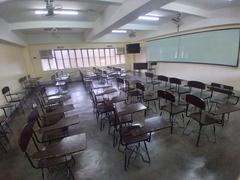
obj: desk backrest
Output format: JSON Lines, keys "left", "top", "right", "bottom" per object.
{"left": 158, "top": 90, "right": 175, "bottom": 102}
{"left": 18, "top": 123, "right": 34, "bottom": 152}
{"left": 145, "top": 72, "right": 154, "bottom": 78}
{"left": 211, "top": 82, "right": 233, "bottom": 91}
{"left": 188, "top": 81, "right": 205, "bottom": 90}
{"left": 158, "top": 75, "right": 168, "bottom": 82}
{"left": 169, "top": 77, "right": 181, "bottom": 85}
{"left": 210, "top": 82, "right": 234, "bottom": 95}
{"left": 136, "top": 82, "right": 145, "bottom": 92}
{"left": 186, "top": 94, "right": 205, "bottom": 110}
{"left": 116, "top": 77, "right": 124, "bottom": 84}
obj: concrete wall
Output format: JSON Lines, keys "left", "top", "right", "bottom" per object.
{"left": 26, "top": 42, "right": 131, "bottom": 81}
{"left": 0, "top": 43, "right": 27, "bottom": 105}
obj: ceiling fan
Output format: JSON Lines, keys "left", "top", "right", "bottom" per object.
{"left": 171, "top": 12, "right": 183, "bottom": 32}
{"left": 44, "top": 0, "right": 62, "bottom": 16}
{"left": 128, "top": 31, "right": 136, "bottom": 38}
{"left": 36, "top": 0, "right": 97, "bottom": 17}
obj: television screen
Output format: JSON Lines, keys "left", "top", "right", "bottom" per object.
{"left": 133, "top": 63, "right": 148, "bottom": 70}
{"left": 126, "top": 43, "right": 140, "bottom": 54}
{"left": 150, "top": 62, "right": 157, "bottom": 66}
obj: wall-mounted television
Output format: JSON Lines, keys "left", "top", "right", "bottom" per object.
{"left": 133, "top": 63, "right": 148, "bottom": 70}
{"left": 126, "top": 43, "right": 140, "bottom": 54}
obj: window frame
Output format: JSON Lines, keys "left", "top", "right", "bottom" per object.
{"left": 40, "top": 48, "right": 125, "bottom": 71}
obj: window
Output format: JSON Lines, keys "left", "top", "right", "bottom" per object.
{"left": 40, "top": 48, "right": 125, "bottom": 71}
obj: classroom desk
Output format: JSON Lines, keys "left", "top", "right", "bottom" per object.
{"left": 0, "top": 102, "right": 18, "bottom": 117}
{"left": 130, "top": 116, "right": 171, "bottom": 136}
{"left": 116, "top": 102, "right": 147, "bottom": 117}
{"left": 38, "top": 115, "right": 79, "bottom": 133}
{"left": 47, "top": 94, "right": 71, "bottom": 104}
{"left": 93, "top": 88, "right": 117, "bottom": 96}
{"left": 56, "top": 75, "right": 70, "bottom": 82}
{"left": 211, "top": 104, "right": 240, "bottom": 126}
{"left": 92, "top": 82, "right": 112, "bottom": 89}
{"left": 43, "top": 104, "right": 74, "bottom": 117}
{"left": 110, "top": 95, "right": 127, "bottom": 104}
{"left": 32, "top": 133, "right": 86, "bottom": 160}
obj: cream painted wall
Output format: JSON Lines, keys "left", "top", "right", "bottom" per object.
{"left": 25, "top": 31, "right": 240, "bottom": 90}
{"left": 154, "top": 63, "right": 240, "bottom": 90}
{"left": 0, "top": 43, "right": 27, "bottom": 105}
{"left": 26, "top": 43, "right": 132, "bottom": 81}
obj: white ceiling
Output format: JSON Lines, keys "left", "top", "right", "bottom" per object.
{"left": 176, "top": 0, "right": 240, "bottom": 10}
{"left": 0, "top": 0, "right": 239, "bottom": 42}
{"left": 0, "top": 0, "right": 111, "bottom": 22}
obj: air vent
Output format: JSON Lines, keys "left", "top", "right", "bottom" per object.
{"left": 39, "top": 50, "right": 53, "bottom": 59}
{"left": 116, "top": 47, "right": 125, "bottom": 55}
{"left": 43, "top": 28, "right": 72, "bottom": 32}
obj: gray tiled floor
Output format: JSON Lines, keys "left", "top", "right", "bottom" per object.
{"left": 1, "top": 82, "right": 240, "bottom": 180}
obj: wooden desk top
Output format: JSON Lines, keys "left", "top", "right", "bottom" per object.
{"left": 93, "top": 88, "right": 117, "bottom": 96}
{"left": 44, "top": 104, "right": 74, "bottom": 117}
{"left": 116, "top": 102, "right": 146, "bottom": 116}
{"left": 38, "top": 115, "right": 79, "bottom": 133}
{"left": 26, "top": 77, "right": 42, "bottom": 83}
{"left": 211, "top": 104, "right": 240, "bottom": 115}
{"left": 0, "top": 102, "right": 18, "bottom": 109}
{"left": 48, "top": 94, "right": 71, "bottom": 104}
{"left": 92, "top": 82, "right": 112, "bottom": 89}
{"left": 111, "top": 95, "right": 127, "bottom": 103}
{"left": 32, "top": 133, "right": 87, "bottom": 160}
{"left": 130, "top": 116, "right": 171, "bottom": 136}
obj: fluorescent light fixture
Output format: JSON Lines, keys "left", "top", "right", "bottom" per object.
{"left": 138, "top": 16, "right": 159, "bottom": 21}
{"left": 35, "top": 10, "right": 48, "bottom": 15}
{"left": 146, "top": 13, "right": 163, "bottom": 17}
{"left": 112, "top": 30, "right": 127, "bottom": 33}
{"left": 35, "top": 10, "right": 79, "bottom": 15}
{"left": 54, "top": 11, "right": 79, "bottom": 15}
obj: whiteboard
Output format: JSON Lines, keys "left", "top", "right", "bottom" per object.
{"left": 146, "top": 29, "right": 240, "bottom": 66}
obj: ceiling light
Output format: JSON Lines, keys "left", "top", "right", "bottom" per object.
{"left": 112, "top": 30, "right": 127, "bottom": 33}
{"left": 54, "top": 11, "right": 79, "bottom": 15}
{"left": 34, "top": 10, "right": 79, "bottom": 15}
{"left": 146, "top": 13, "right": 163, "bottom": 17}
{"left": 138, "top": 16, "right": 159, "bottom": 21}
{"left": 35, "top": 10, "right": 48, "bottom": 15}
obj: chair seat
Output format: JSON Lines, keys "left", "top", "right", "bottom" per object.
{"left": 178, "top": 87, "right": 191, "bottom": 94}
{"left": 38, "top": 155, "right": 72, "bottom": 168}
{"left": 161, "top": 103, "right": 185, "bottom": 115}
{"left": 127, "top": 90, "right": 141, "bottom": 97}
{"left": 151, "top": 80, "right": 160, "bottom": 84}
{"left": 143, "top": 93, "right": 158, "bottom": 101}
{"left": 189, "top": 112, "right": 221, "bottom": 125}
{"left": 191, "top": 91, "right": 211, "bottom": 100}
{"left": 170, "top": 86, "right": 190, "bottom": 94}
